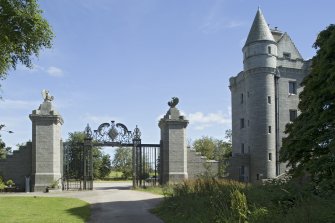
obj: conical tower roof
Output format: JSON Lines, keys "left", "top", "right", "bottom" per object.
{"left": 244, "top": 8, "right": 275, "bottom": 46}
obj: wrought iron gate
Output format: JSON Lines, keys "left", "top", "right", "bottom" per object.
{"left": 63, "top": 121, "right": 161, "bottom": 190}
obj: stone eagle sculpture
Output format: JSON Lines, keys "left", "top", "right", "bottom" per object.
{"left": 41, "top": 89, "right": 54, "bottom": 102}
{"left": 168, "top": 97, "right": 179, "bottom": 108}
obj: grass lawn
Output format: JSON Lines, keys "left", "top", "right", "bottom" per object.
{"left": 135, "top": 186, "right": 165, "bottom": 195}
{"left": 0, "top": 196, "right": 90, "bottom": 223}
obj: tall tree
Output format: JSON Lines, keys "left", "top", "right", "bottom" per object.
{"left": 99, "top": 154, "right": 112, "bottom": 179}
{"left": 193, "top": 132, "right": 232, "bottom": 177}
{"left": 0, "top": 0, "right": 54, "bottom": 82}
{"left": 0, "top": 125, "right": 12, "bottom": 159}
{"left": 66, "top": 131, "right": 105, "bottom": 179}
{"left": 112, "top": 147, "right": 132, "bottom": 179}
{"left": 280, "top": 24, "right": 335, "bottom": 191}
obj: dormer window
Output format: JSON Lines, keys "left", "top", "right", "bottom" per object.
{"left": 283, "top": 52, "right": 291, "bottom": 59}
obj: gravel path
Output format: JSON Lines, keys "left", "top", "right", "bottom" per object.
{"left": 0, "top": 182, "right": 164, "bottom": 223}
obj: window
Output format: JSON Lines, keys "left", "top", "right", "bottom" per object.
{"left": 268, "top": 46, "right": 271, "bottom": 54}
{"left": 268, "top": 126, "right": 271, "bottom": 134}
{"left": 241, "top": 93, "right": 244, "bottom": 104}
{"left": 241, "top": 166, "right": 245, "bottom": 175}
{"left": 289, "top": 109, "right": 297, "bottom": 122}
{"left": 283, "top": 52, "right": 291, "bottom": 59}
{"left": 289, "top": 81, "right": 297, "bottom": 94}
{"left": 240, "top": 118, "right": 245, "bottom": 128}
{"left": 247, "top": 91, "right": 250, "bottom": 98}
{"left": 268, "top": 96, "right": 271, "bottom": 104}
{"left": 241, "top": 143, "right": 245, "bottom": 154}
{"left": 256, "top": 174, "right": 260, "bottom": 180}
{"left": 268, "top": 153, "right": 272, "bottom": 161}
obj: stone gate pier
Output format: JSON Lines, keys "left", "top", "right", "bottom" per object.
{"left": 159, "top": 97, "right": 189, "bottom": 184}
{"left": 29, "top": 90, "right": 63, "bottom": 191}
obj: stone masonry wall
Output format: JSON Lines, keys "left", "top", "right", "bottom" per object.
{"left": 187, "top": 149, "right": 219, "bottom": 179}
{"left": 0, "top": 142, "right": 32, "bottom": 191}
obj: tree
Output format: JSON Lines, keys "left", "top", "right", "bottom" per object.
{"left": 112, "top": 147, "right": 132, "bottom": 179}
{"left": 66, "top": 131, "right": 106, "bottom": 179}
{"left": 280, "top": 24, "right": 335, "bottom": 191}
{"left": 193, "top": 136, "right": 216, "bottom": 160}
{"left": 0, "top": 0, "right": 54, "bottom": 82}
{"left": 99, "top": 154, "right": 111, "bottom": 178}
{"left": 192, "top": 132, "right": 232, "bottom": 177}
{"left": 0, "top": 136, "right": 11, "bottom": 159}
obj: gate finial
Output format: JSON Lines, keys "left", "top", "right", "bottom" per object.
{"left": 84, "top": 124, "right": 92, "bottom": 138}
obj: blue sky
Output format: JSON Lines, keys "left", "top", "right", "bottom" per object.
{"left": 1, "top": 0, "right": 334, "bottom": 156}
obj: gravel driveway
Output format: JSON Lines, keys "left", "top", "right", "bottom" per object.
{"left": 1, "top": 182, "right": 164, "bottom": 223}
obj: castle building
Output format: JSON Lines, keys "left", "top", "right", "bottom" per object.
{"left": 229, "top": 9, "right": 310, "bottom": 183}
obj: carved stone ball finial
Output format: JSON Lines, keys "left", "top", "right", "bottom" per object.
{"left": 168, "top": 97, "right": 179, "bottom": 108}
{"left": 41, "top": 89, "right": 54, "bottom": 102}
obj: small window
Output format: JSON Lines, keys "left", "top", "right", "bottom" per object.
{"left": 283, "top": 52, "right": 291, "bottom": 59}
{"left": 268, "top": 126, "right": 271, "bottom": 134}
{"left": 267, "top": 96, "right": 271, "bottom": 104}
{"left": 268, "top": 153, "right": 272, "bottom": 161}
{"left": 268, "top": 46, "right": 271, "bottom": 54}
{"left": 256, "top": 174, "right": 260, "bottom": 180}
{"left": 241, "top": 93, "right": 244, "bottom": 104}
{"left": 241, "top": 143, "right": 245, "bottom": 154}
{"left": 289, "top": 81, "right": 297, "bottom": 94}
{"left": 289, "top": 109, "right": 297, "bottom": 122}
{"left": 241, "top": 166, "right": 245, "bottom": 175}
{"left": 240, "top": 118, "right": 245, "bottom": 129}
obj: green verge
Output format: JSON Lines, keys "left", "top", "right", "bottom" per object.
{"left": 0, "top": 197, "right": 90, "bottom": 223}
{"left": 134, "top": 186, "right": 166, "bottom": 195}
{"left": 152, "top": 178, "right": 335, "bottom": 223}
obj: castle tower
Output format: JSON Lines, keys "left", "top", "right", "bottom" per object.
{"left": 29, "top": 90, "right": 64, "bottom": 191}
{"left": 229, "top": 9, "right": 310, "bottom": 183}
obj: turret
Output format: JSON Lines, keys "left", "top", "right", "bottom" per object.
{"left": 243, "top": 8, "right": 277, "bottom": 71}
{"left": 243, "top": 8, "right": 277, "bottom": 182}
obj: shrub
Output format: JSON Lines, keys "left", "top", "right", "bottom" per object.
{"left": 6, "top": 179, "right": 15, "bottom": 187}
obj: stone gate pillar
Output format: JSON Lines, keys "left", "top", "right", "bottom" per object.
{"left": 29, "top": 90, "right": 63, "bottom": 192}
{"left": 159, "top": 97, "right": 189, "bottom": 184}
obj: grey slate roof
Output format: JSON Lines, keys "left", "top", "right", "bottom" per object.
{"left": 244, "top": 8, "right": 275, "bottom": 46}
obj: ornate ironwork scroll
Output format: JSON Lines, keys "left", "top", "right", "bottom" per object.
{"left": 84, "top": 121, "right": 140, "bottom": 145}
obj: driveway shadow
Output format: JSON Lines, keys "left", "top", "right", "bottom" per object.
{"left": 88, "top": 198, "right": 163, "bottom": 223}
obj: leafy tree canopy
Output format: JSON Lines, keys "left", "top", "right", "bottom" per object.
{"left": 280, "top": 24, "right": 335, "bottom": 192}
{"left": 0, "top": 0, "right": 54, "bottom": 80}
{"left": 112, "top": 147, "right": 132, "bottom": 179}
{"left": 192, "top": 133, "right": 232, "bottom": 178}
{"left": 66, "top": 131, "right": 110, "bottom": 179}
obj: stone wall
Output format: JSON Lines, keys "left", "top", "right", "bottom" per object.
{"left": 0, "top": 142, "right": 32, "bottom": 191}
{"left": 187, "top": 149, "right": 219, "bottom": 179}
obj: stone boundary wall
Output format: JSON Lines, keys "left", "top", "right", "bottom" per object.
{"left": 0, "top": 142, "right": 32, "bottom": 191}
{"left": 187, "top": 149, "right": 219, "bottom": 179}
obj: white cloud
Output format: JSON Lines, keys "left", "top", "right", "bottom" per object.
{"left": 188, "top": 111, "right": 231, "bottom": 130}
{"left": 82, "top": 114, "right": 120, "bottom": 126}
{"left": 47, "top": 66, "right": 64, "bottom": 77}
{"left": 17, "top": 64, "right": 64, "bottom": 77}
{"left": 199, "top": 1, "right": 244, "bottom": 34}
{"left": 156, "top": 110, "right": 231, "bottom": 131}
{"left": 0, "top": 99, "right": 40, "bottom": 110}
